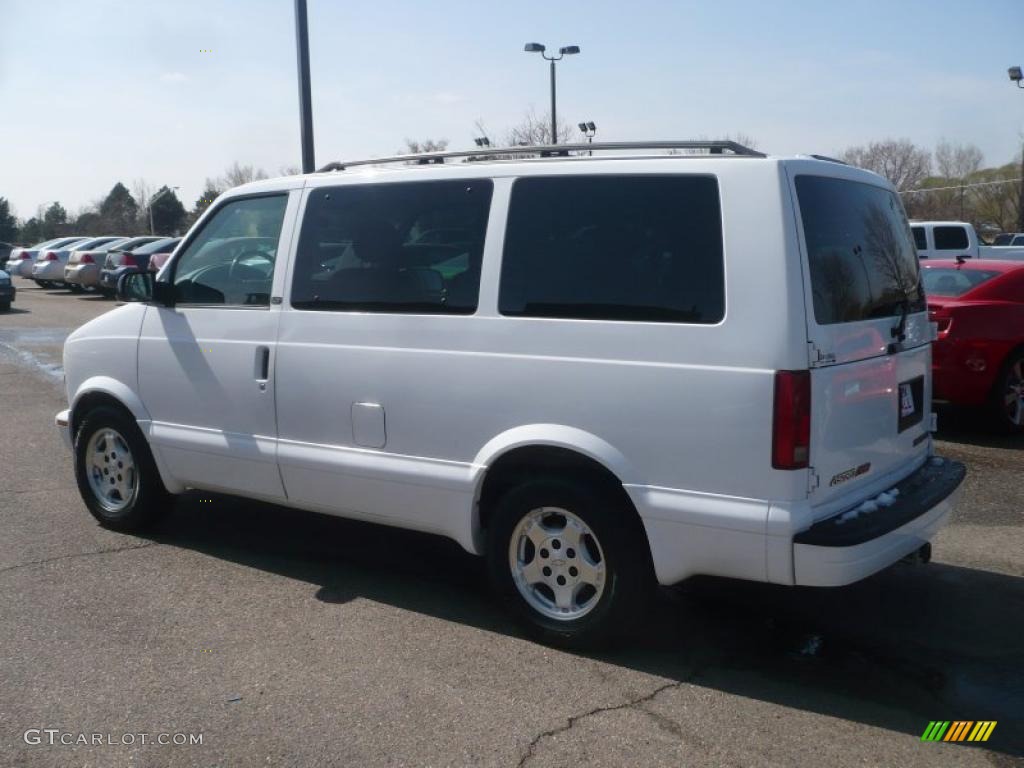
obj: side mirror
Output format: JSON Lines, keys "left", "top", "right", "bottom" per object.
{"left": 116, "top": 269, "right": 175, "bottom": 306}
{"left": 116, "top": 269, "right": 153, "bottom": 303}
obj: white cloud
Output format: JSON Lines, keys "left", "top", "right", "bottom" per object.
{"left": 160, "top": 72, "right": 188, "bottom": 83}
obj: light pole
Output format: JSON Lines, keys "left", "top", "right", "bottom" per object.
{"left": 294, "top": 0, "right": 315, "bottom": 173}
{"left": 148, "top": 187, "right": 180, "bottom": 235}
{"left": 578, "top": 121, "right": 596, "bottom": 155}
{"left": 1009, "top": 66, "right": 1024, "bottom": 231}
{"left": 523, "top": 42, "right": 581, "bottom": 144}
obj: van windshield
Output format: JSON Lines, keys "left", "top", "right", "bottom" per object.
{"left": 796, "top": 175, "right": 925, "bottom": 325}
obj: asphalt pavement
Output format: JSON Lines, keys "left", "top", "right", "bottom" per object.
{"left": 1, "top": 284, "right": 1022, "bottom": 767}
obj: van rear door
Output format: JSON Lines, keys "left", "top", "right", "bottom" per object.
{"left": 789, "top": 169, "right": 931, "bottom": 513}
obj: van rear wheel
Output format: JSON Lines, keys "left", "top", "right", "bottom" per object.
{"left": 487, "top": 476, "right": 653, "bottom": 649}
{"left": 74, "top": 405, "right": 171, "bottom": 531}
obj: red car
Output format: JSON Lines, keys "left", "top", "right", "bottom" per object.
{"left": 923, "top": 259, "right": 1024, "bottom": 431}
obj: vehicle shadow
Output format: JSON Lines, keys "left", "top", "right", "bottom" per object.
{"left": 141, "top": 491, "right": 1024, "bottom": 758}
{"left": 935, "top": 405, "right": 1024, "bottom": 451}
{"left": 1, "top": 307, "right": 30, "bottom": 315}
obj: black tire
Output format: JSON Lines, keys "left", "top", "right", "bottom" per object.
{"left": 487, "top": 475, "right": 654, "bottom": 649}
{"left": 988, "top": 350, "right": 1024, "bottom": 434}
{"left": 0, "top": 301, "right": 9, "bottom": 312}
{"left": 33, "top": 280, "right": 46, "bottom": 288}
{"left": 68, "top": 283, "right": 84, "bottom": 294}
{"left": 98, "top": 288, "right": 114, "bottom": 298}
{"left": 74, "top": 405, "right": 171, "bottom": 531}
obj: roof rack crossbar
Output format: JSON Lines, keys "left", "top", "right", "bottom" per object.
{"left": 317, "top": 140, "right": 765, "bottom": 172}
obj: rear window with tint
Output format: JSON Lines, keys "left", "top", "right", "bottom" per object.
{"left": 912, "top": 227, "right": 927, "bottom": 251}
{"left": 499, "top": 175, "right": 724, "bottom": 323}
{"left": 922, "top": 268, "right": 1000, "bottom": 297}
{"left": 933, "top": 226, "right": 969, "bottom": 251}
{"left": 795, "top": 175, "right": 925, "bottom": 325}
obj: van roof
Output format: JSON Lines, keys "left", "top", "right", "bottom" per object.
{"left": 225, "top": 142, "right": 885, "bottom": 196}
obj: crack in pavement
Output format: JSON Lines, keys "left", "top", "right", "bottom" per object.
{"left": 0, "top": 540, "right": 157, "bottom": 575}
{"left": 516, "top": 680, "right": 683, "bottom": 767}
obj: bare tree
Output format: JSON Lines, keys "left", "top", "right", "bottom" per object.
{"left": 278, "top": 165, "right": 302, "bottom": 176}
{"left": 723, "top": 132, "right": 758, "bottom": 150}
{"left": 970, "top": 157, "right": 1023, "bottom": 234}
{"left": 403, "top": 138, "right": 449, "bottom": 155}
{"left": 505, "top": 108, "right": 573, "bottom": 146}
{"left": 841, "top": 139, "right": 932, "bottom": 192}
{"left": 935, "top": 140, "right": 983, "bottom": 180}
{"left": 220, "top": 162, "right": 269, "bottom": 188}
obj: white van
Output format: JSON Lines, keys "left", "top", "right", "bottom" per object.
{"left": 58, "top": 141, "right": 965, "bottom": 647}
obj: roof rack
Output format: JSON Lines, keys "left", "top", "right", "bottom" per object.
{"left": 317, "top": 140, "right": 765, "bottom": 172}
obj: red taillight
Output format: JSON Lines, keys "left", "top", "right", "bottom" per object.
{"left": 43, "top": 251, "right": 57, "bottom": 261}
{"left": 121, "top": 253, "right": 137, "bottom": 267}
{"left": 772, "top": 370, "right": 811, "bottom": 470}
{"left": 79, "top": 253, "right": 94, "bottom": 264}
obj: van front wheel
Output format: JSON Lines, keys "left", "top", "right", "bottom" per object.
{"left": 487, "top": 476, "right": 653, "bottom": 649}
{"left": 74, "top": 406, "right": 171, "bottom": 531}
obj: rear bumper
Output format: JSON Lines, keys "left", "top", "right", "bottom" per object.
{"left": 64, "top": 264, "right": 100, "bottom": 286}
{"left": 9, "top": 259, "right": 33, "bottom": 277}
{"left": 793, "top": 457, "right": 965, "bottom": 586}
{"left": 32, "top": 262, "right": 64, "bottom": 281}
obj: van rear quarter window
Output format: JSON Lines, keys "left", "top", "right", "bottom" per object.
{"left": 499, "top": 175, "right": 725, "bottom": 323}
{"left": 795, "top": 175, "right": 924, "bottom": 325}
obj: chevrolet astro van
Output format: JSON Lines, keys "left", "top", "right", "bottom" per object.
{"left": 58, "top": 141, "right": 966, "bottom": 647}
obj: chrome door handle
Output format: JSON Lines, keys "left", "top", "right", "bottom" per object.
{"left": 255, "top": 346, "right": 270, "bottom": 387}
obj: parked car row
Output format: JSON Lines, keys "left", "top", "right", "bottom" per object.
{"left": 5, "top": 235, "right": 181, "bottom": 297}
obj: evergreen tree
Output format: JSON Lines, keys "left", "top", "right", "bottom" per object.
{"left": 150, "top": 186, "right": 187, "bottom": 235}
{"left": 0, "top": 198, "right": 18, "bottom": 242}
{"left": 99, "top": 183, "right": 139, "bottom": 232}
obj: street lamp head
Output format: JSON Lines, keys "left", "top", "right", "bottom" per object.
{"left": 586, "top": 121, "right": 596, "bottom": 131}
{"left": 559, "top": 45, "right": 581, "bottom": 55}
{"left": 1009, "top": 66, "right": 1023, "bottom": 83}
{"left": 524, "top": 42, "right": 546, "bottom": 53}
{"left": 578, "top": 122, "right": 588, "bottom": 132}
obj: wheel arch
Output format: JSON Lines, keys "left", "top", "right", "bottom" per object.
{"left": 69, "top": 378, "right": 185, "bottom": 494}
{"left": 69, "top": 377, "right": 150, "bottom": 437}
{"left": 470, "top": 426, "right": 647, "bottom": 555}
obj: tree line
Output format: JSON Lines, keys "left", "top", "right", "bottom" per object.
{"left": 0, "top": 162, "right": 292, "bottom": 245}
{"left": 2, "top": 133, "right": 1021, "bottom": 247}
{"left": 839, "top": 139, "right": 1023, "bottom": 236}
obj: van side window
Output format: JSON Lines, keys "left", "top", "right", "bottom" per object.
{"left": 172, "top": 195, "right": 288, "bottom": 307}
{"left": 911, "top": 227, "right": 927, "bottom": 251}
{"left": 933, "top": 226, "right": 969, "bottom": 251}
{"left": 498, "top": 175, "right": 724, "bottom": 324}
{"left": 290, "top": 180, "right": 493, "bottom": 314}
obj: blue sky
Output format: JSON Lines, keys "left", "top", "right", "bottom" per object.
{"left": 2, "top": 0, "right": 1022, "bottom": 220}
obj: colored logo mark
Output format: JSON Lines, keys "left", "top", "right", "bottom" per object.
{"left": 921, "top": 721, "right": 996, "bottom": 743}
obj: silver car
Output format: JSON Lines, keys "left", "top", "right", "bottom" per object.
{"left": 64, "top": 237, "right": 130, "bottom": 291}
{"left": 6, "top": 237, "right": 83, "bottom": 278}
{"left": 32, "top": 237, "right": 116, "bottom": 288}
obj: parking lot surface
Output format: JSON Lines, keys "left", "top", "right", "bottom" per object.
{"left": 1, "top": 284, "right": 1022, "bottom": 767}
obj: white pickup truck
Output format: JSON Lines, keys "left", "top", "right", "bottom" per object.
{"left": 911, "top": 221, "right": 1024, "bottom": 259}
